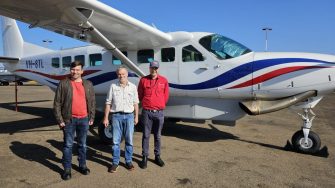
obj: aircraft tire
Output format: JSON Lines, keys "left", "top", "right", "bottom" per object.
{"left": 98, "top": 123, "right": 113, "bottom": 144}
{"left": 291, "top": 130, "right": 321, "bottom": 154}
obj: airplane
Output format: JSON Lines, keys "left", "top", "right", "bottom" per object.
{"left": 0, "top": 0, "right": 334, "bottom": 155}
{"left": 0, "top": 66, "right": 30, "bottom": 86}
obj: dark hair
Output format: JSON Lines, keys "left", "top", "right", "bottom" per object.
{"left": 70, "top": 61, "right": 84, "bottom": 69}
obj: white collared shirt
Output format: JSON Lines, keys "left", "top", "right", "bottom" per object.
{"left": 106, "top": 81, "right": 139, "bottom": 113}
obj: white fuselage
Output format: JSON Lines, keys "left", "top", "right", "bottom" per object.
{"left": 4, "top": 32, "right": 335, "bottom": 122}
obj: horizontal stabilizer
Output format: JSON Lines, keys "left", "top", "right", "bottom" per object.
{"left": 0, "top": 56, "right": 19, "bottom": 63}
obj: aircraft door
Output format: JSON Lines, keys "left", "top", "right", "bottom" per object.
{"left": 177, "top": 45, "right": 220, "bottom": 97}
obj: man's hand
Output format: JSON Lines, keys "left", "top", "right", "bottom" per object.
{"left": 134, "top": 116, "right": 139, "bottom": 125}
{"left": 89, "top": 120, "right": 94, "bottom": 126}
{"left": 103, "top": 118, "right": 110, "bottom": 128}
{"left": 59, "top": 122, "right": 65, "bottom": 129}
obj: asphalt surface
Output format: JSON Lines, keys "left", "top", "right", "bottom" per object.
{"left": 0, "top": 85, "right": 334, "bottom": 188}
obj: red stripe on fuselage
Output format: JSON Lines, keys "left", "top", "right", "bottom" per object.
{"left": 228, "top": 66, "right": 327, "bottom": 89}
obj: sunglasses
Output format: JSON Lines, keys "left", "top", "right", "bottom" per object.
{"left": 150, "top": 67, "right": 158, "bottom": 70}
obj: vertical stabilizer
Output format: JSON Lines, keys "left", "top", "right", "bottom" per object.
{"left": 1, "top": 16, "right": 23, "bottom": 58}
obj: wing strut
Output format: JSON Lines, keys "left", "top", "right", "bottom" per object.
{"left": 70, "top": 8, "right": 146, "bottom": 77}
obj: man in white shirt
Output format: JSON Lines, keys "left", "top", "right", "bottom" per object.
{"left": 103, "top": 66, "right": 139, "bottom": 173}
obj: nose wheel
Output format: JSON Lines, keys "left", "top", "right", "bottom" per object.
{"left": 291, "top": 108, "right": 321, "bottom": 154}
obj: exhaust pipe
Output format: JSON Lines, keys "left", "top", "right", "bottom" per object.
{"left": 239, "top": 90, "right": 317, "bottom": 115}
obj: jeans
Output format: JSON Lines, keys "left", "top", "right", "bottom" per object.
{"left": 141, "top": 110, "right": 164, "bottom": 157}
{"left": 112, "top": 113, "right": 134, "bottom": 165}
{"left": 62, "top": 117, "right": 89, "bottom": 169}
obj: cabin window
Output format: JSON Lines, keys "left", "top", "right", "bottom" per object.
{"left": 112, "top": 51, "right": 128, "bottom": 65}
{"left": 199, "top": 34, "right": 252, "bottom": 60}
{"left": 161, "top": 47, "right": 175, "bottom": 62}
{"left": 137, "top": 49, "right": 154, "bottom": 63}
{"left": 182, "top": 45, "right": 204, "bottom": 62}
{"left": 51, "top": 57, "right": 60, "bottom": 68}
{"left": 89, "top": 53, "right": 102, "bottom": 66}
{"left": 75, "top": 55, "right": 85, "bottom": 66}
{"left": 62, "top": 56, "right": 71, "bottom": 68}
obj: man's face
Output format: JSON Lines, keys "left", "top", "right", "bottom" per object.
{"left": 70, "top": 65, "right": 83, "bottom": 80}
{"left": 149, "top": 67, "right": 158, "bottom": 77}
{"left": 117, "top": 68, "right": 128, "bottom": 84}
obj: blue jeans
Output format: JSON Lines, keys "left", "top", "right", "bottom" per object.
{"left": 112, "top": 113, "right": 134, "bottom": 165}
{"left": 62, "top": 117, "right": 89, "bottom": 169}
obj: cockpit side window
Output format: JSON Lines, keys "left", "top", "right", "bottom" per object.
{"left": 182, "top": 45, "right": 204, "bottom": 62}
{"left": 199, "top": 34, "right": 251, "bottom": 60}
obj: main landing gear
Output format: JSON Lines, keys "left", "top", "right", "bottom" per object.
{"left": 98, "top": 123, "right": 113, "bottom": 144}
{"left": 291, "top": 108, "right": 321, "bottom": 154}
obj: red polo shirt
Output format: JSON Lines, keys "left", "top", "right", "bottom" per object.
{"left": 138, "top": 75, "right": 169, "bottom": 110}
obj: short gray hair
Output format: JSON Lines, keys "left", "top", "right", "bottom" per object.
{"left": 116, "top": 66, "right": 128, "bottom": 74}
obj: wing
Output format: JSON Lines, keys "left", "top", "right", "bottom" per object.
{"left": 0, "top": 0, "right": 172, "bottom": 50}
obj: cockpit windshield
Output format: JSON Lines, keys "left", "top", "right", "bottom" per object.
{"left": 199, "top": 34, "right": 252, "bottom": 60}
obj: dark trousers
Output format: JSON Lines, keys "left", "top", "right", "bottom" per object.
{"left": 141, "top": 110, "right": 164, "bottom": 156}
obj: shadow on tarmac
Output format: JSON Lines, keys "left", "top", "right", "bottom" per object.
{"left": 9, "top": 141, "right": 63, "bottom": 175}
{"left": 46, "top": 136, "right": 143, "bottom": 171}
{"left": 160, "top": 121, "right": 329, "bottom": 158}
{"left": 9, "top": 123, "right": 329, "bottom": 177}
{"left": 0, "top": 100, "right": 56, "bottom": 134}
{"left": 7, "top": 108, "right": 329, "bottom": 176}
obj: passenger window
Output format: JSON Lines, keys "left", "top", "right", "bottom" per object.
{"left": 161, "top": 48, "right": 175, "bottom": 62}
{"left": 75, "top": 55, "right": 85, "bottom": 66}
{"left": 89, "top": 53, "right": 102, "bottom": 66}
{"left": 182, "top": 45, "right": 204, "bottom": 62}
{"left": 112, "top": 51, "right": 128, "bottom": 65}
{"left": 137, "top": 49, "right": 154, "bottom": 63}
{"left": 51, "top": 57, "right": 60, "bottom": 68}
{"left": 62, "top": 56, "right": 71, "bottom": 68}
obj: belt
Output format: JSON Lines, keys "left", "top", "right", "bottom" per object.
{"left": 112, "top": 111, "right": 133, "bottom": 114}
{"left": 144, "top": 109, "right": 162, "bottom": 113}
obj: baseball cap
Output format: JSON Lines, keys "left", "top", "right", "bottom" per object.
{"left": 149, "top": 60, "right": 159, "bottom": 68}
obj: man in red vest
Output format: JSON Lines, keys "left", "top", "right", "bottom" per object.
{"left": 138, "top": 60, "right": 169, "bottom": 169}
{"left": 54, "top": 61, "right": 95, "bottom": 180}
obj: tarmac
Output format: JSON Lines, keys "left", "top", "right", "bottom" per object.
{"left": 0, "top": 85, "right": 335, "bottom": 188}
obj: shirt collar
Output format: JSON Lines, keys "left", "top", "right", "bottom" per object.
{"left": 117, "top": 81, "right": 129, "bottom": 86}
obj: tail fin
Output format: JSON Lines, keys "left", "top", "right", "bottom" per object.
{"left": 1, "top": 16, "right": 53, "bottom": 59}
{"left": 1, "top": 16, "right": 23, "bottom": 58}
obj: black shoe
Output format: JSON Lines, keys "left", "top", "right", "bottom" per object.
{"left": 62, "top": 169, "right": 71, "bottom": 180}
{"left": 155, "top": 155, "right": 165, "bottom": 167}
{"left": 108, "top": 164, "right": 118, "bottom": 173}
{"left": 125, "top": 162, "right": 135, "bottom": 171}
{"left": 139, "top": 156, "right": 147, "bottom": 169}
{"left": 79, "top": 166, "right": 90, "bottom": 175}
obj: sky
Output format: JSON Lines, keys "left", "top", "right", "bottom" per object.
{"left": 1, "top": 0, "right": 335, "bottom": 58}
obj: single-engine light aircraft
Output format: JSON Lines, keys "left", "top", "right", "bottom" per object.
{"left": 0, "top": 0, "right": 334, "bottom": 154}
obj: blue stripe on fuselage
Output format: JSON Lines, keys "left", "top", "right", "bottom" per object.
{"left": 169, "top": 58, "right": 333, "bottom": 90}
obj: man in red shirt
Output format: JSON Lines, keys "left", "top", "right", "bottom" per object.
{"left": 138, "top": 60, "right": 169, "bottom": 169}
{"left": 54, "top": 61, "right": 95, "bottom": 180}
